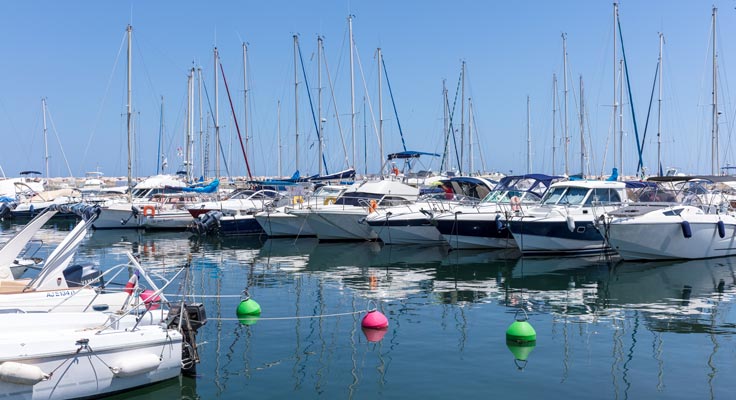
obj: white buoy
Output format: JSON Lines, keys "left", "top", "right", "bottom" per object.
{"left": 110, "top": 354, "right": 161, "bottom": 377}
{"left": 0, "top": 362, "right": 49, "bottom": 385}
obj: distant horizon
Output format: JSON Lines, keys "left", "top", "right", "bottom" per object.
{"left": 1, "top": 1, "right": 735, "bottom": 179}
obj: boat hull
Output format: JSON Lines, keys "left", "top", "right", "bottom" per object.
{"left": 507, "top": 219, "right": 609, "bottom": 256}
{"left": 366, "top": 214, "right": 444, "bottom": 245}
{"left": 254, "top": 211, "right": 315, "bottom": 237}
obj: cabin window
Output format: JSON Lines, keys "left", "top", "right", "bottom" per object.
{"left": 585, "top": 188, "right": 622, "bottom": 205}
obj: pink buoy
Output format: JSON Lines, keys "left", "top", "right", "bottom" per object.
{"left": 361, "top": 310, "right": 389, "bottom": 329}
{"left": 140, "top": 289, "right": 161, "bottom": 310}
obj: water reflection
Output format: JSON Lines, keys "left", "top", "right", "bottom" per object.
{"left": 4, "top": 223, "right": 736, "bottom": 398}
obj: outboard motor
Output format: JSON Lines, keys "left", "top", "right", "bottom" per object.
{"left": 167, "top": 302, "right": 207, "bottom": 375}
{"left": 189, "top": 210, "right": 223, "bottom": 235}
{"left": 62, "top": 263, "right": 103, "bottom": 288}
{"left": 0, "top": 202, "right": 17, "bottom": 219}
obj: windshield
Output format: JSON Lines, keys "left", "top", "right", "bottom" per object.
{"left": 541, "top": 186, "right": 590, "bottom": 205}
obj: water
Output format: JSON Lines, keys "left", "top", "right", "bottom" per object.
{"left": 4, "top": 222, "right": 736, "bottom": 399}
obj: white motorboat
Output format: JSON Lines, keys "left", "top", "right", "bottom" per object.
{"left": 365, "top": 176, "right": 496, "bottom": 245}
{"left": 254, "top": 185, "right": 348, "bottom": 237}
{"left": 602, "top": 177, "right": 736, "bottom": 260}
{"left": 506, "top": 180, "right": 631, "bottom": 256}
{"left": 0, "top": 311, "right": 182, "bottom": 399}
{"left": 291, "top": 179, "right": 420, "bottom": 241}
{"left": 92, "top": 175, "right": 187, "bottom": 229}
{"left": 432, "top": 174, "right": 562, "bottom": 249}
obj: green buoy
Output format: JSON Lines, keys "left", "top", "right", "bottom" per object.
{"left": 506, "top": 309, "right": 536, "bottom": 343}
{"left": 238, "top": 315, "right": 261, "bottom": 326}
{"left": 506, "top": 339, "right": 536, "bottom": 361}
{"left": 237, "top": 298, "right": 262, "bottom": 317}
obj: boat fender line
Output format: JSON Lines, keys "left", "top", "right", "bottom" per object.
{"left": 142, "top": 205, "right": 156, "bottom": 218}
{"left": 0, "top": 362, "right": 50, "bottom": 385}
{"left": 717, "top": 220, "right": 726, "bottom": 238}
{"left": 566, "top": 215, "right": 575, "bottom": 232}
{"left": 110, "top": 354, "right": 162, "bottom": 377}
{"left": 681, "top": 220, "right": 692, "bottom": 239}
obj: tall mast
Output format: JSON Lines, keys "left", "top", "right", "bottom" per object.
{"left": 657, "top": 33, "right": 663, "bottom": 176}
{"left": 469, "top": 97, "right": 474, "bottom": 174}
{"left": 158, "top": 96, "right": 164, "bottom": 174}
{"left": 527, "top": 95, "right": 532, "bottom": 174}
{"left": 197, "top": 67, "right": 204, "bottom": 179}
{"left": 712, "top": 7, "right": 719, "bottom": 175}
{"left": 442, "top": 80, "right": 449, "bottom": 171}
{"left": 460, "top": 61, "right": 466, "bottom": 174}
{"left": 293, "top": 35, "right": 300, "bottom": 173}
{"left": 552, "top": 74, "right": 557, "bottom": 176}
{"left": 42, "top": 97, "right": 48, "bottom": 179}
{"left": 318, "top": 36, "right": 324, "bottom": 176}
{"left": 579, "top": 75, "right": 585, "bottom": 177}
{"left": 562, "top": 33, "right": 569, "bottom": 176}
{"left": 377, "top": 47, "right": 383, "bottom": 176}
{"left": 242, "top": 42, "right": 249, "bottom": 169}
{"left": 613, "top": 2, "right": 618, "bottom": 178}
{"left": 214, "top": 46, "right": 220, "bottom": 179}
{"left": 186, "top": 67, "right": 194, "bottom": 182}
{"left": 619, "top": 59, "right": 624, "bottom": 178}
{"left": 126, "top": 25, "right": 133, "bottom": 201}
{"left": 277, "top": 100, "right": 282, "bottom": 177}
{"left": 348, "top": 15, "right": 356, "bottom": 169}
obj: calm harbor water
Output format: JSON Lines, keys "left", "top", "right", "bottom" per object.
{"left": 3, "top": 220, "right": 736, "bottom": 399}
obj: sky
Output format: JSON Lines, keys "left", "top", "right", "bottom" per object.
{"left": 1, "top": 0, "right": 735, "bottom": 180}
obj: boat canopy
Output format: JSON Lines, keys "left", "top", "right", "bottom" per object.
{"left": 387, "top": 151, "right": 440, "bottom": 160}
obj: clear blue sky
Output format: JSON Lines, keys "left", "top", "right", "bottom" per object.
{"left": 1, "top": 0, "right": 734, "bottom": 179}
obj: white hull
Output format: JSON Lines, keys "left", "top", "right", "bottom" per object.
{"left": 0, "top": 285, "right": 131, "bottom": 313}
{"left": 607, "top": 219, "right": 736, "bottom": 260}
{"left": 441, "top": 234, "right": 516, "bottom": 250}
{"left": 512, "top": 232, "right": 608, "bottom": 255}
{"left": 142, "top": 212, "right": 193, "bottom": 230}
{"left": 374, "top": 224, "right": 444, "bottom": 245}
{"left": 305, "top": 209, "right": 377, "bottom": 241}
{"left": 254, "top": 210, "right": 315, "bottom": 237}
{"left": 0, "top": 312, "right": 181, "bottom": 399}
{"left": 93, "top": 203, "right": 144, "bottom": 229}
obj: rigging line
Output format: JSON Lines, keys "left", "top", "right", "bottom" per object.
{"left": 353, "top": 43, "right": 381, "bottom": 172}
{"left": 470, "top": 101, "right": 487, "bottom": 172}
{"left": 208, "top": 309, "right": 370, "bottom": 321}
{"left": 44, "top": 104, "right": 74, "bottom": 178}
{"left": 618, "top": 18, "right": 645, "bottom": 176}
{"left": 440, "top": 71, "right": 462, "bottom": 171}
{"left": 297, "top": 40, "right": 329, "bottom": 174}
{"left": 380, "top": 56, "right": 407, "bottom": 153}
{"left": 201, "top": 73, "right": 231, "bottom": 180}
{"left": 220, "top": 61, "right": 252, "bottom": 180}
{"left": 82, "top": 32, "right": 127, "bottom": 167}
{"left": 321, "top": 43, "right": 351, "bottom": 170}
{"left": 638, "top": 62, "right": 660, "bottom": 169}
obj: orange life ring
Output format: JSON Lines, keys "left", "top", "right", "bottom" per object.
{"left": 510, "top": 196, "right": 521, "bottom": 212}
{"left": 142, "top": 205, "right": 156, "bottom": 217}
{"left": 368, "top": 199, "right": 378, "bottom": 213}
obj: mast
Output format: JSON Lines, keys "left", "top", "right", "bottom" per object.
{"left": 186, "top": 67, "right": 194, "bottom": 182}
{"left": 469, "top": 97, "right": 474, "bottom": 174}
{"left": 460, "top": 61, "right": 466, "bottom": 174}
{"left": 198, "top": 67, "right": 204, "bottom": 179}
{"left": 242, "top": 43, "right": 249, "bottom": 169}
{"left": 579, "top": 75, "right": 585, "bottom": 177}
{"left": 552, "top": 74, "right": 557, "bottom": 176}
{"left": 277, "top": 100, "right": 282, "bottom": 177}
{"left": 613, "top": 2, "right": 618, "bottom": 178}
{"left": 214, "top": 47, "right": 220, "bottom": 179}
{"left": 657, "top": 33, "right": 663, "bottom": 176}
{"left": 377, "top": 47, "right": 383, "bottom": 176}
{"left": 527, "top": 95, "right": 532, "bottom": 174}
{"left": 126, "top": 25, "right": 133, "bottom": 201}
{"left": 293, "top": 35, "right": 300, "bottom": 173}
{"left": 348, "top": 15, "right": 356, "bottom": 168}
{"left": 712, "top": 7, "right": 719, "bottom": 175}
{"left": 619, "top": 59, "right": 624, "bottom": 178}
{"left": 42, "top": 97, "right": 48, "bottom": 179}
{"left": 443, "top": 80, "right": 449, "bottom": 171}
{"left": 158, "top": 96, "right": 164, "bottom": 174}
{"left": 318, "top": 36, "right": 324, "bottom": 176}
{"left": 562, "top": 33, "right": 569, "bottom": 176}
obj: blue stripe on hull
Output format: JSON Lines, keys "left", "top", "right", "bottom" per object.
{"left": 434, "top": 219, "right": 511, "bottom": 240}
{"left": 507, "top": 220, "right": 604, "bottom": 242}
{"left": 219, "top": 218, "right": 266, "bottom": 236}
